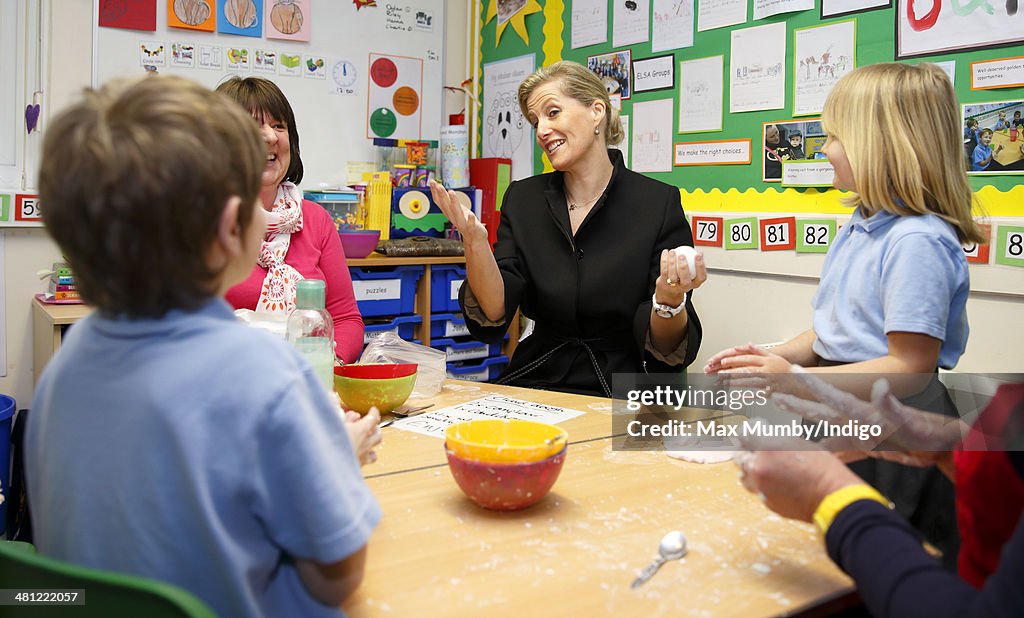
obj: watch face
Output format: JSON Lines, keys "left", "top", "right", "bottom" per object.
{"left": 655, "top": 308, "right": 673, "bottom": 318}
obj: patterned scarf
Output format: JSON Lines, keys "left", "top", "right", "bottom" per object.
{"left": 256, "top": 182, "right": 305, "bottom": 315}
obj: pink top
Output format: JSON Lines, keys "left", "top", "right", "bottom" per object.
{"left": 226, "top": 199, "right": 364, "bottom": 363}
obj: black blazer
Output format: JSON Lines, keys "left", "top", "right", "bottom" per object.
{"left": 461, "top": 149, "right": 702, "bottom": 397}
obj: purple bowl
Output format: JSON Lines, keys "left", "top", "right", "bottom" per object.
{"left": 338, "top": 230, "right": 381, "bottom": 259}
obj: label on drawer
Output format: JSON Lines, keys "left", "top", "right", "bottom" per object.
{"left": 449, "top": 279, "right": 464, "bottom": 301}
{"left": 445, "top": 344, "right": 487, "bottom": 361}
{"left": 353, "top": 279, "right": 402, "bottom": 301}
{"left": 445, "top": 321, "right": 470, "bottom": 337}
{"left": 448, "top": 368, "right": 488, "bottom": 382}
{"left": 364, "top": 327, "right": 398, "bottom": 344}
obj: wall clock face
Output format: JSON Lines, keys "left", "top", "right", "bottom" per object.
{"left": 333, "top": 60, "right": 357, "bottom": 87}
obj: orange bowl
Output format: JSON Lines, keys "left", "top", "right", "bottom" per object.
{"left": 445, "top": 446, "right": 567, "bottom": 511}
{"left": 333, "top": 363, "right": 417, "bottom": 414}
{"left": 444, "top": 419, "right": 568, "bottom": 464}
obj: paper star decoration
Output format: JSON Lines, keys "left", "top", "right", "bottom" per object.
{"left": 485, "top": 0, "right": 542, "bottom": 46}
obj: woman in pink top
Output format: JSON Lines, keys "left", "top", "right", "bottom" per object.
{"left": 217, "top": 77, "right": 364, "bottom": 363}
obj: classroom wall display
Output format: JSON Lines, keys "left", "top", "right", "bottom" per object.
{"left": 821, "top": 0, "right": 889, "bottom": 19}
{"left": 99, "top": 0, "right": 157, "bottom": 31}
{"left": 763, "top": 118, "right": 822, "bottom": 182}
{"left": 588, "top": 50, "right": 631, "bottom": 99}
{"left": 691, "top": 216, "right": 723, "bottom": 246}
{"left": 265, "top": 0, "right": 311, "bottom": 42}
{"left": 632, "top": 54, "right": 674, "bottom": 93}
{"left": 753, "top": 0, "right": 812, "bottom": 21}
{"left": 674, "top": 138, "right": 751, "bottom": 166}
{"left": 482, "top": 54, "right": 536, "bottom": 180}
{"left": 792, "top": 20, "right": 855, "bottom": 116}
{"left": 795, "top": 219, "right": 836, "bottom": 253}
{"left": 651, "top": 0, "right": 693, "bottom": 53}
{"left": 0, "top": 192, "right": 43, "bottom": 228}
{"left": 971, "top": 56, "right": 1024, "bottom": 91}
{"left": 995, "top": 225, "right": 1024, "bottom": 267}
{"left": 963, "top": 223, "right": 992, "bottom": 264}
{"left": 631, "top": 98, "right": 674, "bottom": 172}
{"left": 95, "top": 0, "right": 446, "bottom": 188}
{"left": 963, "top": 100, "right": 1024, "bottom": 175}
{"left": 571, "top": 0, "right": 608, "bottom": 49}
{"left": 168, "top": 0, "right": 216, "bottom": 31}
{"left": 612, "top": 0, "right": 650, "bottom": 48}
{"left": 367, "top": 54, "right": 423, "bottom": 139}
{"left": 723, "top": 217, "right": 759, "bottom": 250}
{"left": 217, "top": 0, "right": 263, "bottom": 37}
{"left": 896, "top": 0, "right": 1024, "bottom": 59}
{"left": 729, "top": 22, "right": 786, "bottom": 113}
{"left": 758, "top": 216, "right": 796, "bottom": 251}
{"left": 612, "top": 114, "right": 630, "bottom": 166}
{"left": 475, "top": 0, "right": 1024, "bottom": 213}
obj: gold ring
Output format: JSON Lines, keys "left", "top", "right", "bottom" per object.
{"left": 666, "top": 278, "right": 677, "bottom": 287}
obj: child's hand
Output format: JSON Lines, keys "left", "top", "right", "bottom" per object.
{"left": 344, "top": 408, "right": 382, "bottom": 466}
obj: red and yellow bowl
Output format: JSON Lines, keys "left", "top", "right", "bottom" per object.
{"left": 333, "top": 363, "right": 417, "bottom": 414}
{"left": 445, "top": 446, "right": 567, "bottom": 511}
{"left": 444, "top": 419, "right": 567, "bottom": 464}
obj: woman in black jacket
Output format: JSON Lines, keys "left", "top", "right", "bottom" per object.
{"left": 429, "top": 61, "right": 705, "bottom": 397}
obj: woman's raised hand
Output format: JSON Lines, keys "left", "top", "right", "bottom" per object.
{"left": 428, "top": 179, "right": 488, "bottom": 246}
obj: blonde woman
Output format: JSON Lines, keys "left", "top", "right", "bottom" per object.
{"left": 429, "top": 61, "right": 706, "bottom": 397}
{"left": 707, "top": 62, "right": 986, "bottom": 566}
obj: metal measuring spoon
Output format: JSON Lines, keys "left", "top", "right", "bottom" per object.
{"left": 630, "top": 530, "right": 687, "bottom": 589}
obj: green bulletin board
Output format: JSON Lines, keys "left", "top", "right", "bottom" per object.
{"left": 476, "top": 1, "right": 1024, "bottom": 199}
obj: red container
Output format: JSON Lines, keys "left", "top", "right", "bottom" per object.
{"left": 445, "top": 446, "right": 567, "bottom": 511}
{"left": 338, "top": 230, "right": 381, "bottom": 258}
{"left": 334, "top": 363, "right": 418, "bottom": 379}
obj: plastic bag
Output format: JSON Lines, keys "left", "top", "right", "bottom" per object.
{"left": 359, "top": 332, "right": 446, "bottom": 396}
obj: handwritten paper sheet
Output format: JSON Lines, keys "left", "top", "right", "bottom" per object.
{"left": 753, "top": 0, "right": 812, "bottom": 20}
{"left": 678, "top": 55, "right": 723, "bottom": 133}
{"left": 730, "top": 22, "right": 786, "bottom": 113}
{"left": 652, "top": 0, "right": 694, "bottom": 53}
{"left": 613, "top": 0, "right": 650, "bottom": 47}
{"left": 822, "top": 0, "right": 889, "bottom": 17}
{"left": 793, "top": 20, "right": 855, "bottom": 116}
{"left": 631, "top": 98, "right": 674, "bottom": 173}
{"left": 572, "top": 0, "right": 608, "bottom": 49}
{"left": 697, "top": 0, "right": 747, "bottom": 32}
{"left": 393, "top": 395, "right": 585, "bottom": 439}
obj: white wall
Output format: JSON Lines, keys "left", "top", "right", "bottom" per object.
{"left": 2, "top": 0, "right": 1018, "bottom": 410}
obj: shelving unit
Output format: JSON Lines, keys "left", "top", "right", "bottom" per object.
{"left": 347, "top": 253, "right": 520, "bottom": 355}
{"left": 31, "top": 298, "right": 92, "bottom": 387}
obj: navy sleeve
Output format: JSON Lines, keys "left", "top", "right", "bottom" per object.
{"left": 826, "top": 500, "right": 1024, "bottom": 618}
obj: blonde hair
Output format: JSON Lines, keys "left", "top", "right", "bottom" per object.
{"left": 517, "top": 61, "right": 624, "bottom": 146}
{"left": 821, "top": 62, "right": 984, "bottom": 244}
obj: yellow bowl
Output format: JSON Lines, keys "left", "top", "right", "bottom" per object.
{"left": 444, "top": 419, "right": 568, "bottom": 464}
{"left": 333, "top": 365, "right": 417, "bottom": 414}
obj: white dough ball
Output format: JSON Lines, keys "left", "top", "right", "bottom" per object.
{"left": 672, "top": 245, "right": 698, "bottom": 280}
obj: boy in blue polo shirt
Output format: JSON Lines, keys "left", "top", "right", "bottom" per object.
{"left": 27, "top": 75, "right": 379, "bottom": 617}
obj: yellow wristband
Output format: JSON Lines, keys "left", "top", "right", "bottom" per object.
{"left": 812, "top": 484, "right": 892, "bottom": 534}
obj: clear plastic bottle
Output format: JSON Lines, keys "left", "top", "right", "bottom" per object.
{"left": 286, "top": 279, "right": 335, "bottom": 393}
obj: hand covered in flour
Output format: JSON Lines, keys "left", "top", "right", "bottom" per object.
{"left": 655, "top": 245, "right": 706, "bottom": 307}
{"left": 429, "top": 179, "right": 488, "bottom": 247}
{"left": 344, "top": 408, "right": 382, "bottom": 466}
{"left": 772, "top": 368, "right": 964, "bottom": 478}
{"left": 734, "top": 437, "right": 863, "bottom": 523}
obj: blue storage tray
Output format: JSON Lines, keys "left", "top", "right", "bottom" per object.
{"left": 431, "top": 336, "right": 504, "bottom": 362}
{"left": 430, "top": 265, "right": 465, "bottom": 312}
{"left": 350, "top": 265, "right": 422, "bottom": 317}
{"left": 363, "top": 314, "right": 421, "bottom": 345}
{"left": 429, "top": 312, "right": 470, "bottom": 338}
{"left": 446, "top": 355, "right": 509, "bottom": 382}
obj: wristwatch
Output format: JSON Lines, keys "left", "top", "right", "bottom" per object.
{"left": 652, "top": 292, "right": 688, "bottom": 318}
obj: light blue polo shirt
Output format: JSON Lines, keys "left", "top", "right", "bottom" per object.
{"left": 812, "top": 208, "right": 970, "bottom": 369}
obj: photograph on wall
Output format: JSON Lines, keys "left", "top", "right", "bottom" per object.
{"left": 897, "top": 0, "right": 1024, "bottom": 58}
{"left": 963, "top": 100, "right": 1024, "bottom": 175}
{"left": 588, "top": 50, "right": 632, "bottom": 100}
{"left": 498, "top": 0, "right": 528, "bottom": 25}
{"left": 821, "top": 0, "right": 889, "bottom": 18}
{"left": 793, "top": 20, "right": 855, "bottom": 116}
{"left": 483, "top": 54, "right": 536, "bottom": 181}
{"left": 763, "top": 118, "right": 824, "bottom": 182}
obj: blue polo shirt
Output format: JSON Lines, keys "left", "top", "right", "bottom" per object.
{"left": 972, "top": 144, "right": 993, "bottom": 171}
{"left": 812, "top": 208, "right": 970, "bottom": 369}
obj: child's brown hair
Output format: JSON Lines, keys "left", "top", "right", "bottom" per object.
{"left": 40, "top": 75, "right": 265, "bottom": 316}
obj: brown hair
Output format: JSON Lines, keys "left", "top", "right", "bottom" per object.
{"left": 517, "top": 61, "right": 624, "bottom": 146}
{"left": 39, "top": 75, "right": 265, "bottom": 317}
{"left": 216, "top": 76, "right": 304, "bottom": 183}
{"left": 821, "top": 62, "right": 984, "bottom": 244}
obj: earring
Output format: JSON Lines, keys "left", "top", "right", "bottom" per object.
{"left": 594, "top": 127, "right": 600, "bottom": 135}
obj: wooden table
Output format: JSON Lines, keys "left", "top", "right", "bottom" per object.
{"left": 345, "top": 381, "right": 856, "bottom": 617}
{"left": 991, "top": 129, "right": 1024, "bottom": 167}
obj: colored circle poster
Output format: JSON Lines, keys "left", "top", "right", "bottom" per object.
{"left": 367, "top": 53, "right": 424, "bottom": 140}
